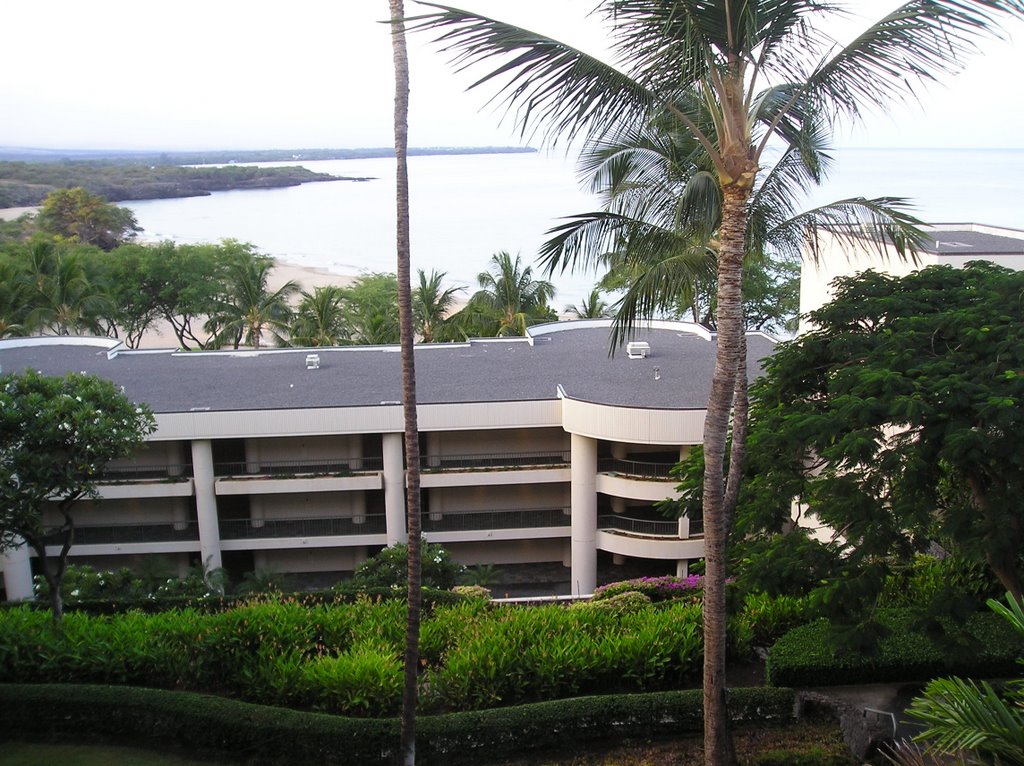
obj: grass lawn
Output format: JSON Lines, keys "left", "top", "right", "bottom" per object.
{"left": 0, "top": 742, "right": 217, "bottom": 766}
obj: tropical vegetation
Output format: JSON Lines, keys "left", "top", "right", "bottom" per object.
{"left": 0, "top": 370, "right": 155, "bottom": 621}
{"left": 410, "top": 4, "right": 1024, "bottom": 762}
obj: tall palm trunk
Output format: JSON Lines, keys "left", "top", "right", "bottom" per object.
{"left": 390, "top": 2, "right": 422, "bottom": 764}
{"left": 701, "top": 181, "right": 751, "bottom": 766}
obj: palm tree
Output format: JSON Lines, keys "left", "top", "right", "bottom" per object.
{"left": 465, "top": 250, "right": 556, "bottom": 336}
{"left": 413, "top": 268, "right": 464, "bottom": 341}
{"left": 543, "top": 108, "right": 922, "bottom": 342}
{"left": 411, "top": 4, "right": 1024, "bottom": 763}
{"left": 565, "top": 286, "right": 612, "bottom": 319}
{"left": 26, "top": 249, "right": 108, "bottom": 337}
{"left": 389, "top": 2, "right": 424, "bottom": 764}
{"left": 206, "top": 256, "right": 297, "bottom": 349}
{"left": 290, "top": 285, "right": 349, "bottom": 346}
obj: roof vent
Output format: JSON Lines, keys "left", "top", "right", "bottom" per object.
{"left": 305, "top": 354, "right": 321, "bottom": 370}
{"left": 626, "top": 341, "right": 651, "bottom": 359}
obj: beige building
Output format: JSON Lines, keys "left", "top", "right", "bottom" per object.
{"left": 0, "top": 320, "right": 775, "bottom": 601}
{"left": 800, "top": 223, "right": 1024, "bottom": 332}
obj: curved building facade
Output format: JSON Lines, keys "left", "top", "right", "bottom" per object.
{"left": 0, "top": 320, "right": 774, "bottom": 599}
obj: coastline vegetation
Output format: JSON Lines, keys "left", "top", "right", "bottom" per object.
{"left": 0, "top": 161, "right": 348, "bottom": 208}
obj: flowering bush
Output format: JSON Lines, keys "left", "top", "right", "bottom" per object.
{"left": 593, "top": 575, "right": 704, "bottom": 602}
{"left": 451, "top": 584, "right": 491, "bottom": 601}
{"left": 574, "top": 590, "right": 652, "bottom": 614}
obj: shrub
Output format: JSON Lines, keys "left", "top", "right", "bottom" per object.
{"left": 572, "top": 590, "right": 652, "bottom": 613}
{"left": 351, "top": 540, "right": 465, "bottom": 590}
{"left": 0, "top": 683, "right": 796, "bottom": 766}
{"left": 451, "top": 584, "right": 491, "bottom": 601}
{"left": 766, "top": 609, "right": 1024, "bottom": 687}
{"left": 592, "top": 575, "right": 703, "bottom": 602}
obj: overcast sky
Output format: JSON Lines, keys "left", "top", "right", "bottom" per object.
{"left": 2, "top": 1, "right": 1023, "bottom": 152}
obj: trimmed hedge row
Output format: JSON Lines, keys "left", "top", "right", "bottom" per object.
{"left": 0, "top": 683, "right": 796, "bottom": 765}
{"left": 766, "top": 610, "right": 1024, "bottom": 687}
{"left": 1, "top": 586, "right": 463, "bottom": 616}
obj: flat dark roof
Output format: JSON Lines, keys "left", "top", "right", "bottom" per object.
{"left": 0, "top": 323, "right": 775, "bottom": 414}
{"left": 922, "top": 226, "right": 1024, "bottom": 255}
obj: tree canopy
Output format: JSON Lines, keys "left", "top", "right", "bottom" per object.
{"left": 0, "top": 370, "right": 155, "bottom": 620}
{"left": 743, "top": 262, "right": 1024, "bottom": 606}
{"left": 36, "top": 187, "right": 140, "bottom": 251}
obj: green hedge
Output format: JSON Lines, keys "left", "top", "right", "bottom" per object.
{"left": 766, "top": 610, "right": 1024, "bottom": 687}
{"left": 1, "top": 586, "right": 463, "bottom": 616}
{"left": 0, "top": 683, "right": 796, "bottom": 765}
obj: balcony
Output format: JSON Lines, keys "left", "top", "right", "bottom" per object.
{"left": 421, "top": 450, "right": 570, "bottom": 472}
{"left": 421, "top": 507, "right": 570, "bottom": 533}
{"left": 597, "top": 458, "right": 676, "bottom": 480}
{"left": 598, "top": 514, "right": 703, "bottom": 538}
{"left": 596, "top": 514, "right": 705, "bottom": 560}
{"left": 98, "top": 463, "right": 193, "bottom": 483}
{"left": 219, "top": 514, "right": 387, "bottom": 540}
{"left": 214, "top": 457, "right": 384, "bottom": 478}
{"left": 44, "top": 520, "right": 199, "bottom": 546}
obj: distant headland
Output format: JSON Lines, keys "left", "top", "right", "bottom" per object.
{"left": 0, "top": 146, "right": 538, "bottom": 207}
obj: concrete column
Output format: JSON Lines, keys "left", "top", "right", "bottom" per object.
{"left": 1, "top": 541, "right": 34, "bottom": 601}
{"left": 167, "top": 441, "right": 184, "bottom": 478}
{"left": 250, "top": 495, "right": 265, "bottom": 528}
{"left": 611, "top": 442, "right": 627, "bottom": 460}
{"left": 382, "top": 432, "right": 406, "bottom": 545}
{"left": 191, "top": 439, "right": 222, "bottom": 571}
{"left": 611, "top": 497, "right": 626, "bottom": 514}
{"left": 172, "top": 497, "right": 189, "bottom": 531}
{"left": 678, "top": 515, "right": 691, "bottom": 538}
{"left": 245, "top": 439, "right": 261, "bottom": 474}
{"left": 426, "top": 432, "right": 442, "bottom": 468}
{"left": 570, "top": 433, "right": 597, "bottom": 596}
{"left": 676, "top": 559, "right": 690, "bottom": 578}
{"left": 429, "top": 488, "right": 444, "bottom": 522}
{"left": 352, "top": 490, "right": 366, "bottom": 525}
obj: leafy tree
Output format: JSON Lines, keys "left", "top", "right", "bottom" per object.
{"left": 0, "top": 370, "right": 155, "bottom": 621}
{"left": 289, "top": 285, "right": 349, "bottom": 346}
{"left": 36, "top": 187, "right": 140, "bottom": 251}
{"left": 144, "top": 242, "right": 232, "bottom": 350}
{"left": 353, "top": 540, "right": 464, "bottom": 591}
{"left": 206, "top": 254, "right": 297, "bottom": 349}
{"left": 744, "top": 263, "right": 1024, "bottom": 606}
{"left": 460, "top": 251, "right": 556, "bottom": 337}
{"left": 92, "top": 245, "right": 163, "bottom": 348}
{"left": 341, "top": 272, "right": 401, "bottom": 345}
{"left": 412, "top": 4, "right": 1024, "bottom": 762}
{"left": 413, "top": 268, "right": 464, "bottom": 342}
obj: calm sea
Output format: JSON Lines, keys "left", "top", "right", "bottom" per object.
{"left": 124, "top": 148, "right": 1024, "bottom": 308}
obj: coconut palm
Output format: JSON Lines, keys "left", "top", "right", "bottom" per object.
{"left": 413, "top": 268, "right": 464, "bottom": 341}
{"left": 411, "top": 3, "right": 1024, "bottom": 763}
{"left": 206, "top": 256, "right": 297, "bottom": 349}
{"left": 25, "top": 249, "right": 108, "bottom": 336}
{"left": 565, "top": 286, "right": 612, "bottom": 319}
{"left": 543, "top": 108, "right": 922, "bottom": 342}
{"left": 290, "top": 285, "right": 349, "bottom": 346}
{"left": 389, "top": 2, "right": 424, "bottom": 764}
{"left": 464, "top": 250, "right": 556, "bottom": 336}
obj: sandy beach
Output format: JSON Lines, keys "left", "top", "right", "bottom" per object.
{"left": 0, "top": 206, "right": 39, "bottom": 221}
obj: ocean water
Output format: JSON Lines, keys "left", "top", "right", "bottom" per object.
{"left": 124, "top": 148, "right": 1024, "bottom": 309}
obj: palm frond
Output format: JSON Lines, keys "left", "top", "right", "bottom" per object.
{"left": 409, "top": 3, "right": 656, "bottom": 145}
{"left": 791, "top": 197, "right": 927, "bottom": 266}
{"left": 805, "top": 1, "right": 1024, "bottom": 127}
